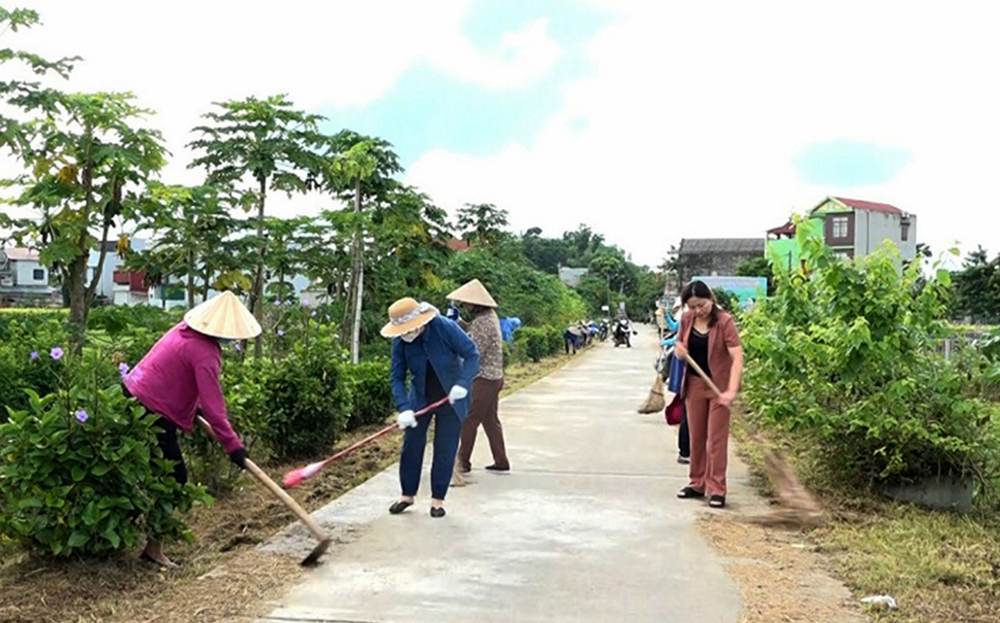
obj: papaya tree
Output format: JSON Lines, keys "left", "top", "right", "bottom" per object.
{"left": 188, "top": 95, "right": 327, "bottom": 357}
{"left": 1, "top": 91, "right": 166, "bottom": 345}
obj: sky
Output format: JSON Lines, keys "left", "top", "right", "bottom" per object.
{"left": 6, "top": 0, "right": 1000, "bottom": 269}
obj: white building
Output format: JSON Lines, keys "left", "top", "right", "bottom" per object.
{"left": 0, "top": 247, "right": 59, "bottom": 306}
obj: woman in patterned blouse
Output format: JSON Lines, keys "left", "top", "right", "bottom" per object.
{"left": 449, "top": 279, "right": 510, "bottom": 473}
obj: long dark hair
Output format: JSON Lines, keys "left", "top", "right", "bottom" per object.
{"left": 681, "top": 280, "right": 720, "bottom": 327}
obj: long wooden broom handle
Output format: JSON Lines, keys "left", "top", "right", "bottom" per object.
{"left": 195, "top": 416, "right": 328, "bottom": 543}
{"left": 681, "top": 353, "right": 724, "bottom": 398}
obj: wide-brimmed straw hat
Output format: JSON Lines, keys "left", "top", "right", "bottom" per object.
{"left": 184, "top": 291, "right": 262, "bottom": 340}
{"left": 380, "top": 297, "right": 439, "bottom": 338}
{"left": 447, "top": 279, "right": 497, "bottom": 308}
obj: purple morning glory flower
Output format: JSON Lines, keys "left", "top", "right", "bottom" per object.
{"left": 303, "top": 299, "right": 311, "bottom": 306}
{"left": 75, "top": 410, "right": 88, "bottom": 423}
{"left": 50, "top": 347, "right": 64, "bottom": 361}
{"left": 311, "top": 311, "right": 317, "bottom": 318}
{"left": 119, "top": 363, "right": 130, "bottom": 377}
{"left": 277, "top": 330, "right": 285, "bottom": 337}
{"left": 234, "top": 343, "right": 242, "bottom": 352}
{"left": 29, "top": 351, "right": 39, "bottom": 361}
{"left": 274, "top": 300, "right": 282, "bottom": 307}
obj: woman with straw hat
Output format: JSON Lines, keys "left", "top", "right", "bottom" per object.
{"left": 382, "top": 297, "right": 480, "bottom": 518}
{"left": 122, "top": 291, "right": 260, "bottom": 567}
{"left": 449, "top": 279, "right": 510, "bottom": 474}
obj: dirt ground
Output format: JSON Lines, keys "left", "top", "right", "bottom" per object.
{"left": 697, "top": 514, "right": 869, "bottom": 623}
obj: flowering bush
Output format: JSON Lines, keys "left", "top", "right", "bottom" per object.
{"left": 0, "top": 318, "right": 68, "bottom": 417}
{"left": 0, "top": 347, "right": 210, "bottom": 557}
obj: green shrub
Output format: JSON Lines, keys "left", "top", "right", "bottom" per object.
{"left": 0, "top": 349, "right": 210, "bottom": 558}
{"left": 0, "top": 318, "right": 69, "bottom": 417}
{"left": 0, "top": 309, "right": 67, "bottom": 341}
{"left": 87, "top": 305, "right": 181, "bottom": 337}
{"left": 345, "top": 358, "right": 393, "bottom": 430}
{"left": 545, "top": 326, "right": 564, "bottom": 355}
{"left": 255, "top": 337, "right": 352, "bottom": 460}
{"left": 743, "top": 228, "right": 999, "bottom": 488}
{"left": 516, "top": 327, "right": 549, "bottom": 363}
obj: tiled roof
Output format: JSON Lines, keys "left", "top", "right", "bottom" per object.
{"left": 2, "top": 248, "right": 41, "bottom": 261}
{"left": 679, "top": 238, "right": 766, "bottom": 254}
{"left": 834, "top": 197, "right": 904, "bottom": 215}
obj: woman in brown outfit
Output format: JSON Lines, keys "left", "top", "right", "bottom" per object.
{"left": 449, "top": 279, "right": 510, "bottom": 473}
{"left": 673, "top": 280, "right": 743, "bottom": 508}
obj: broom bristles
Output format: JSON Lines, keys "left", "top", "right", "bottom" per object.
{"left": 638, "top": 375, "right": 667, "bottom": 413}
{"left": 750, "top": 448, "right": 825, "bottom": 527}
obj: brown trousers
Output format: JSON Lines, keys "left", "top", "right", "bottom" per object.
{"left": 458, "top": 377, "right": 508, "bottom": 470}
{"left": 685, "top": 376, "right": 732, "bottom": 496}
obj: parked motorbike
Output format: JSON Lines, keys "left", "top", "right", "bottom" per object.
{"left": 613, "top": 318, "right": 633, "bottom": 348}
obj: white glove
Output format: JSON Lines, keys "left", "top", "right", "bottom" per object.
{"left": 396, "top": 410, "right": 417, "bottom": 429}
{"left": 448, "top": 385, "right": 468, "bottom": 404}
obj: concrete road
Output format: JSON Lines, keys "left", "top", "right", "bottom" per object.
{"left": 259, "top": 327, "right": 744, "bottom": 623}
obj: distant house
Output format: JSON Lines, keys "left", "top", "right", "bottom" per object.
{"left": 676, "top": 238, "right": 765, "bottom": 289}
{"left": 767, "top": 196, "right": 917, "bottom": 269}
{"left": 558, "top": 266, "right": 589, "bottom": 287}
{"left": 0, "top": 247, "right": 58, "bottom": 306}
{"left": 446, "top": 239, "right": 472, "bottom": 252}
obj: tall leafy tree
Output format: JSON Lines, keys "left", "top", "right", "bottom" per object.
{"left": 322, "top": 131, "right": 402, "bottom": 364}
{"left": 456, "top": 202, "right": 510, "bottom": 248}
{"left": 2, "top": 91, "right": 166, "bottom": 343}
{"left": 132, "top": 182, "right": 241, "bottom": 307}
{"left": 188, "top": 95, "right": 327, "bottom": 356}
{"left": 0, "top": 6, "right": 78, "bottom": 157}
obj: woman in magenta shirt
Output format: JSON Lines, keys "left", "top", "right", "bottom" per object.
{"left": 123, "top": 291, "right": 260, "bottom": 567}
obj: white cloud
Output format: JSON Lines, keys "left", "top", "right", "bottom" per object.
{"left": 9, "top": 0, "right": 559, "bottom": 192}
{"left": 407, "top": 0, "right": 1000, "bottom": 268}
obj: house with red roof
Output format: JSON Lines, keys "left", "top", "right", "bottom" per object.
{"left": 767, "top": 196, "right": 917, "bottom": 270}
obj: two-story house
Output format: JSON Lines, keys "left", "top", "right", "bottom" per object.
{"left": 768, "top": 197, "right": 917, "bottom": 269}
{"left": 0, "top": 247, "right": 58, "bottom": 306}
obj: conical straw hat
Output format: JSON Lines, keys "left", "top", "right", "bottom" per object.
{"left": 447, "top": 279, "right": 497, "bottom": 308}
{"left": 380, "top": 297, "right": 439, "bottom": 338}
{"left": 184, "top": 291, "right": 262, "bottom": 340}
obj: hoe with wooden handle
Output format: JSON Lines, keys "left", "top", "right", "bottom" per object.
{"left": 196, "top": 416, "right": 332, "bottom": 566}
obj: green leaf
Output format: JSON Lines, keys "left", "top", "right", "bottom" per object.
{"left": 92, "top": 464, "right": 112, "bottom": 477}
{"left": 67, "top": 531, "right": 89, "bottom": 548}
{"left": 936, "top": 268, "right": 952, "bottom": 287}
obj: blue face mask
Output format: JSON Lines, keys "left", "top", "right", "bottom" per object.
{"left": 218, "top": 338, "right": 232, "bottom": 345}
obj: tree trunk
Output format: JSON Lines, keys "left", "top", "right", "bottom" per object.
{"left": 252, "top": 177, "right": 267, "bottom": 358}
{"left": 203, "top": 268, "right": 211, "bottom": 302}
{"left": 187, "top": 249, "right": 196, "bottom": 308}
{"left": 350, "top": 179, "right": 364, "bottom": 364}
{"left": 67, "top": 257, "right": 88, "bottom": 351}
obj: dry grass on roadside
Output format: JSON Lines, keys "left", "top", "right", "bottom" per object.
{"left": 726, "top": 412, "right": 1000, "bottom": 623}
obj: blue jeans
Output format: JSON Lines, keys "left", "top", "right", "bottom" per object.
{"left": 400, "top": 403, "right": 463, "bottom": 500}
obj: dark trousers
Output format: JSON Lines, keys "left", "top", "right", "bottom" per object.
{"left": 458, "top": 377, "right": 508, "bottom": 470}
{"left": 400, "top": 403, "right": 463, "bottom": 500}
{"left": 122, "top": 383, "right": 188, "bottom": 485}
{"left": 678, "top": 403, "right": 690, "bottom": 459}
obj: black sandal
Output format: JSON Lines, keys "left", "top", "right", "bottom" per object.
{"left": 709, "top": 495, "right": 726, "bottom": 508}
{"left": 389, "top": 500, "right": 414, "bottom": 515}
{"left": 677, "top": 486, "right": 705, "bottom": 499}
{"left": 430, "top": 507, "right": 446, "bottom": 518}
